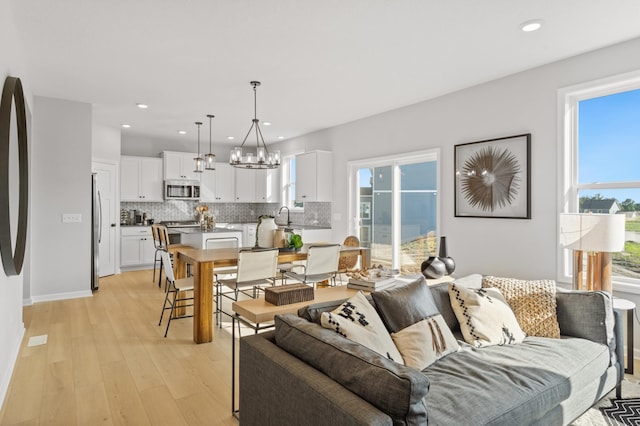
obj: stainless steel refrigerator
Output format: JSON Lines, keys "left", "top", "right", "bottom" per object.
{"left": 91, "top": 173, "right": 101, "bottom": 291}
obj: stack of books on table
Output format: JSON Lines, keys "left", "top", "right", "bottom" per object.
{"left": 347, "top": 277, "right": 398, "bottom": 292}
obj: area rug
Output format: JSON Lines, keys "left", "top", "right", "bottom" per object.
{"left": 572, "top": 379, "right": 640, "bottom": 425}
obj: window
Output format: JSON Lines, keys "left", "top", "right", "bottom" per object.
{"left": 349, "top": 149, "right": 439, "bottom": 274}
{"left": 281, "top": 153, "right": 303, "bottom": 210}
{"left": 559, "top": 71, "right": 640, "bottom": 290}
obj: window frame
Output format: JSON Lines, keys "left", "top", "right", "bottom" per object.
{"left": 347, "top": 148, "right": 440, "bottom": 271}
{"left": 557, "top": 69, "right": 640, "bottom": 292}
{"left": 281, "top": 151, "right": 304, "bottom": 211}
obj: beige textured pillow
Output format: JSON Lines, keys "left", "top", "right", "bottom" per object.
{"left": 321, "top": 291, "right": 405, "bottom": 364}
{"left": 449, "top": 282, "right": 525, "bottom": 348}
{"left": 391, "top": 314, "right": 459, "bottom": 370}
{"left": 482, "top": 276, "right": 561, "bottom": 338}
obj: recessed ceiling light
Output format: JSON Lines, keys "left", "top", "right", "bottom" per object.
{"left": 520, "top": 19, "right": 542, "bottom": 32}
{"left": 136, "top": 103, "right": 148, "bottom": 109}
{"left": 227, "top": 136, "right": 235, "bottom": 140}
{"left": 177, "top": 130, "right": 187, "bottom": 135}
{"left": 121, "top": 124, "right": 131, "bottom": 128}
{"left": 263, "top": 121, "right": 272, "bottom": 126}
{"left": 277, "top": 136, "right": 284, "bottom": 140}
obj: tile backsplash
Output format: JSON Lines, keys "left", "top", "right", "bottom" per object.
{"left": 121, "top": 201, "right": 331, "bottom": 227}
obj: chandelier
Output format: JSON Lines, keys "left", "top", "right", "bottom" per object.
{"left": 229, "top": 81, "right": 280, "bottom": 169}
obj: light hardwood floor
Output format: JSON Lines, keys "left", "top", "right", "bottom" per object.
{"left": 0, "top": 270, "right": 241, "bottom": 426}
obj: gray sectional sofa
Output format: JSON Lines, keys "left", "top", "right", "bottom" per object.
{"left": 239, "top": 275, "right": 624, "bottom": 426}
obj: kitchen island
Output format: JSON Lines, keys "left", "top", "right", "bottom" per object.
{"left": 178, "top": 228, "right": 244, "bottom": 249}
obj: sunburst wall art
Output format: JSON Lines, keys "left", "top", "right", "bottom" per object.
{"left": 454, "top": 134, "right": 530, "bottom": 219}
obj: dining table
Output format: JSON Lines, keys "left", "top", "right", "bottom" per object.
{"left": 174, "top": 245, "right": 371, "bottom": 344}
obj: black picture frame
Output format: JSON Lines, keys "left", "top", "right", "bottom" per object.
{"left": 454, "top": 133, "right": 531, "bottom": 219}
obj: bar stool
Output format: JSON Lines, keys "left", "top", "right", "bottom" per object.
{"left": 156, "top": 225, "right": 190, "bottom": 289}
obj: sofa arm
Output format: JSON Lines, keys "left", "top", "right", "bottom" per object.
{"left": 240, "top": 331, "right": 393, "bottom": 426}
{"left": 556, "top": 290, "right": 618, "bottom": 366}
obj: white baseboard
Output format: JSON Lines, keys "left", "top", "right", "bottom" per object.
{"left": 0, "top": 325, "right": 25, "bottom": 413}
{"left": 31, "top": 289, "right": 93, "bottom": 303}
{"left": 22, "top": 298, "right": 32, "bottom": 306}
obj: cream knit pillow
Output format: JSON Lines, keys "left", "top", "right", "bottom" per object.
{"left": 482, "top": 276, "right": 561, "bottom": 338}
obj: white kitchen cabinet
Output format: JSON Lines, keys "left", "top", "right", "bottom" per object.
{"left": 234, "top": 168, "right": 256, "bottom": 202}
{"left": 200, "top": 163, "right": 236, "bottom": 202}
{"left": 295, "top": 151, "right": 332, "bottom": 202}
{"left": 255, "top": 169, "right": 280, "bottom": 203}
{"left": 120, "top": 156, "right": 163, "bottom": 202}
{"left": 120, "top": 227, "right": 156, "bottom": 268}
{"left": 163, "top": 151, "right": 202, "bottom": 181}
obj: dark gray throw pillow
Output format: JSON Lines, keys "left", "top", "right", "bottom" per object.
{"left": 371, "top": 276, "right": 440, "bottom": 333}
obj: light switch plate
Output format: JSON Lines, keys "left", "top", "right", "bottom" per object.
{"left": 62, "top": 213, "right": 82, "bottom": 223}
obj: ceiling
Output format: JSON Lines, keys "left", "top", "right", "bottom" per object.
{"left": 9, "top": 0, "right": 640, "bottom": 147}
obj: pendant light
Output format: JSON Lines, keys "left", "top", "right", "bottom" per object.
{"left": 193, "top": 121, "right": 204, "bottom": 173}
{"left": 229, "top": 81, "right": 280, "bottom": 169}
{"left": 204, "top": 114, "right": 216, "bottom": 170}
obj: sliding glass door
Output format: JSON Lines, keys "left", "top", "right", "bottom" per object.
{"left": 350, "top": 150, "right": 439, "bottom": 274}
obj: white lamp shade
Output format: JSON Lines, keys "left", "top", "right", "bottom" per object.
{"left": 559, "top": 213, "right": 625, "bottom": 252}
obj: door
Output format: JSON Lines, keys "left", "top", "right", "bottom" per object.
{"left": 93, "top": 161, "right": 117, "bottom": 276}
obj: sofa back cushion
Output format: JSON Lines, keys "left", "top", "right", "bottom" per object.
{"left": 275, "top": 314, "right": 430, "bottom": 426}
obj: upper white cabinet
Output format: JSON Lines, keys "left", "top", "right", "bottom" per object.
{"left": 234, "top": 169, "right": 256, "bottom": 202}
{"left": 255, "top": 169, "right": 280, "bottom": 203}
{"left": 200, "top": 163, "right": 236, "bottom": 202}
{"left": 120, "top": 156, "right": 163, "bottom": 202}
{"left": 295, "top": 151, "right": 332, "bottom": 202}
{"left": 163, "top": 151, "right": 202, "bottom": 181}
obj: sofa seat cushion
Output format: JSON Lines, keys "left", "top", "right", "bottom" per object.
{"left": 424, "top": 336, "right": 611, "bottom": 425}
{"left": 275, "top": 314, "right": 430, "bottom": 426}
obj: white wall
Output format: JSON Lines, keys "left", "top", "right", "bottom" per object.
{"left": 276, "top": 36, "right": 640, "bottom": 282}
{"left": 92, "top": 122, "right": 121, "bottom": 162}
{"left": 121, "top": 132, "right": 197, "bottom": 157}
{"left": 30, "top": 96, "right": 93, "bottom": 301}
{"left": 0, "top": 0, "right": 31, "bottom": 409}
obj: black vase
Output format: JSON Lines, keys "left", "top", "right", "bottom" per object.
{"left": 438, "top": 236, "right": 455, "bottom": 275}
{"left": 421, "top": 256, "right": 446, "bottom": 279}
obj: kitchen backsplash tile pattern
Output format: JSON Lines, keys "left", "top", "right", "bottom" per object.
{"left": 121, "top": 201, "right": 331, "bottom": 227}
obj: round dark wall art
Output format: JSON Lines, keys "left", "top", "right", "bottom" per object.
{"left": 460, "top": 146, "right": 521, "bottom": 212}
{"left": 0, "top": 76, "right": 29, "bottom": 276}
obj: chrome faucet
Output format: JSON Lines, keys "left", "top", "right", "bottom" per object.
{"left": 278, "top": 206, "right": 291, "bottom": 226}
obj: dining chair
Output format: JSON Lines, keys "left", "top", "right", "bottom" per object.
{"left": 158, "top": 250, "right": 195, "bottom": 337}
{"left": 215, "top": 248, "right": 279, "bottom": 326}
{"left": 283, "top": 244, "right": 341, "bottom": 288}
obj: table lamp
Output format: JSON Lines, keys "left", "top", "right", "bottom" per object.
{"left": 559, "top": 213, "right": 625, "bottom": 292}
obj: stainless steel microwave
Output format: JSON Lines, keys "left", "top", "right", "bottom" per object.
{"left": 164, "top": 180, "right": 200, "bottom": 200}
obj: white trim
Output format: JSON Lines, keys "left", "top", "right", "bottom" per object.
{"left": 557, "top": 69, "right": 640, "bottom": 285}
{"left": 22, "top": 298, "right": 32, "bottom": 306}
{"left": 30, "top": 289, "right": 93, "bottom": 303}
{"left": 0, "top": 325, "right": 24, "bottom": 411}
